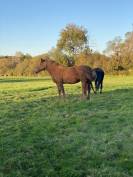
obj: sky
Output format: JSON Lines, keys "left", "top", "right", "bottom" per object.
{"left": 0, "top": 0, "right": 133, "bottom": 56}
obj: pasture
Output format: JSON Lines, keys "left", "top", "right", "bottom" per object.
{"left": 0, "top": 75, "right": 133, "bottom": 177}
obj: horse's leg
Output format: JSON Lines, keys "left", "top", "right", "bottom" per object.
{"left": 87, "top": 82, "right": 91, "bottom": 99}
{"left": 61, "top": 84, "right": 66, "bottom": 97}
{"left": 90, "top": 81, "right": 96, "bottom": 94}
{"left": 57, "top": 83, "right": 62, "bottom": 97}
{"left": 96, "top": 81, "right": 101, "bottom": 93}
{"left": 100, "top": 80, "right": 103, "bottom": 94}
{"left": 81, "top": 81, "right": 87, "bottom": 99}
{"left": 95, "top": 80, "right": 98, "bottom": 93}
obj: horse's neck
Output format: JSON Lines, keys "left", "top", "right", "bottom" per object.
{"left": 46, "top": 63, "right": 59, "bottom": 76}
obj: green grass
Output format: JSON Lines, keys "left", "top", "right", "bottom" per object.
{"left": 0, "top": 75, "right": 133, "bottom": 177}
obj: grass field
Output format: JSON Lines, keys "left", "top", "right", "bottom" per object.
{"left": 0, "top": 75, "right": 133, "bottom": 177}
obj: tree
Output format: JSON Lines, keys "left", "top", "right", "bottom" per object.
{"left": 104, "top": 36, "right": 122, "bottom": 56}
{"left": 104, "top": 31, "right": 133, "bottom": 71}
{"left": 25, "top": 53, "right": 32, "bottom": 59}
{"left": 15, "top": 51, "right": 24, "bottom": 58}
{"left": 48, "top": 48, "right": 68, "bottom": 65}
{"left": 57, "top": 24, "right": 89, "bottom": 57}
{"left": 124, "top": 32, "right": 133, "bottom": 53}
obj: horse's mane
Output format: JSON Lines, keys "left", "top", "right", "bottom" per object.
{"left": 47, "top": 59, "right": 60, "bottom": 66}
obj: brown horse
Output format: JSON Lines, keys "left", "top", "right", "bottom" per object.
{"left": 34, "top": 57, "right": 96, "bottom": 99}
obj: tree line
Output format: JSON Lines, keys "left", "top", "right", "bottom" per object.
{"left": 0, "top": 24, "right": 133, "bottom": 76}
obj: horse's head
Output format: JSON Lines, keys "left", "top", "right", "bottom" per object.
{"left": 34, "top": 58, "right": 48, "bottom": 74}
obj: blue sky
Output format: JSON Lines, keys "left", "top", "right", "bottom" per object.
{"left": 0, "top": 0, "right": 133, "bottom": 56}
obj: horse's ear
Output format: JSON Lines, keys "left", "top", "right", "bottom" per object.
{"left": 41, "top": 58, "right": 45, "bottom": 62}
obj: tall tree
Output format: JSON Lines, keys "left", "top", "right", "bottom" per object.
{"left": 104, "top": 31, "right": 133, "bottom": 70}
{"left": 48, "top": 47, "right": 68, "bottom": 65}
{"left": 104, "top": 36, "right": 122, "bottom": 56}
{"left": 57, "top": 24, "right": 89, "bottom": 57}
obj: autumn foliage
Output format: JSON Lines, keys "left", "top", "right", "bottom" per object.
{"left": 1, "top": 24, "right": 133, "bottom": 76}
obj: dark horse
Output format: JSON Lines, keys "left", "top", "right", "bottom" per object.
{"left": 93, "top": 68, "right": 104, "bottom": 93}
{"left": 34, "top": 57, "right": 96, "bottom": 99}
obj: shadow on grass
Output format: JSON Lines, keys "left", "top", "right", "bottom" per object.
{"left": 0, "top": 87, "right": 133, "bottom": 177}
{"left": 31, "top": 87, "right": 133, "bottom": 101}
{"left": 0, "top": 77, "right": 50, "bottom": 83}
{"left": 29, "top": 86, "right": 54, "bottom": 92}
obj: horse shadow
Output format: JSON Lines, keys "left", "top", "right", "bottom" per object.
{"left": 31, "top": 87, "right": 133, "bottom": 104}
{"left": 0, "top": 77, "right": 50, "bottom": 83}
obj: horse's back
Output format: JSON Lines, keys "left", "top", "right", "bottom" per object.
{"left": 76, "top": 65, "right": 96, "bottom": 81}
{"left": 62, "top": 65, "right": 92, "bottom": 84}
{"left": 62, "top": 67, "right": 80, "bottom": 84}
{"left": 94, "top": 68, "right": 104, "bottom": 82}
{"left": 94, "top": 68, "right": 104, "bottom": 74}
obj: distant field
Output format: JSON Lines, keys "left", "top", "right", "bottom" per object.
{"left": 0, "top": 75, "right": 133, "bottom": 177}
